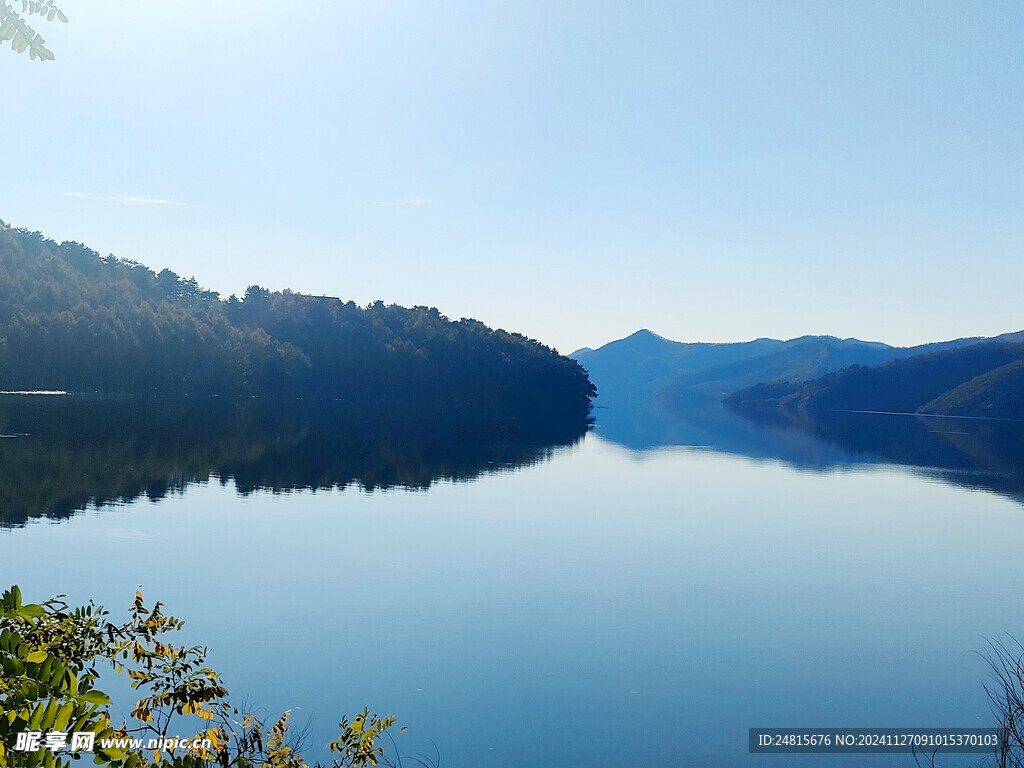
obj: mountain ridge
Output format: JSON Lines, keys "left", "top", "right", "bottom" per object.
{"left": 724, "top": 339, "right": 1024, "bottom": 420}
{"left": 0, "top": 221, "right": 596, "bottom": 416}
{"left": 571, "top": 330, "right": 984, "bottom": 405}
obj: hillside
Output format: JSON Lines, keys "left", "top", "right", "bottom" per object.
{"left": 0, "top": 222, "right": 595, "bottom": 415}
{"left": 923, "top": 357, "right": 1024, "bottom": 419}
{"left": 572, "top": 329, "right": 977, "bottom": 405}
{"left": 572, "top": 330, "right": 782, "bottom": 402}
{"left": 725, "top": 340, "right": 1024, "bottom": 418}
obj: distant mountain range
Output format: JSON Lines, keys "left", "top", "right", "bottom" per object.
{"left": 571, "top": 329, "right": 981, "bottom": 404}
{"left": 573, "top": 328, "right": 1024, "bottom": 420}
{"left": 725, "top": 334, "right": 1024, "bottom": 419}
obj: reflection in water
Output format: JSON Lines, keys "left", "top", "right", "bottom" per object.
{"left": 4, "top": 396, "right": 1024, "bottom": 767}
{"left": 0, "top": 394, "right": 590, "bottom": 527}
{"left": 592, "top": 393, "right": 860, "bottom": 466}
{"left": 590, "top": 393, "right": 1024, "bottom": 503}
{"left": 720, "top": 398, "right": 1024, "bottom": 502}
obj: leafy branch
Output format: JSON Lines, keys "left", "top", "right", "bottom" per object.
{"left": 0, "top": 0, "right": 67, "bottom": 61}
{"left": 0, "top": 586, "right": 413, "bottom": 768}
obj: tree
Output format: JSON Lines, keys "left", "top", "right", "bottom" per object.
{"left": 910, "top": 637, "right": 1024, "bottom": 768}
{"left": 978, "top": 638, "right": 1024, "bottom": 768}
{"left": 0, "top": 0, "right": 67, "bottom": 61}
{"left": 0, "top": 586, "right": 403, "bottom": 768}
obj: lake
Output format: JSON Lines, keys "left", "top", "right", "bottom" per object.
{"left": 3, "top": 393, "right": 1024, "bottom": 767}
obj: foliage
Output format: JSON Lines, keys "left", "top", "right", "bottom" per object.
{"left": 0, "top": 586, "right": 402, "bottom": 768}
{"left": 0, "top": 586, "right": 112, "bottom": 768}
{"left": 979, "top": 638, "right": 1024, "bottom": 768}
{"left": 921, "top": 357, "right": 1024, "bottom": 419}
{"left": 911, "top": 637, "right": 1024, "bottom": 768}
{"left": 0, "top": 223, "right": 595, "bottom": 416}
{"left": 0, "top": 0, "right": 66, "bottom": 61}
{"left": 724, "top": 340, "right": 1024, "bottom": 418}
{"left": 327, "top": 711, "right": 396, "bottom": 768}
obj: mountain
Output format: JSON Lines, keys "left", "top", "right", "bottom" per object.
{"left": 572, "top": 329, "right": 780, "bottom": 401}
{"left": 0, "top": 222, "right": 595, "bottom": 416}
{"left": 725, "top": 339, "right": 1024, "bottom": 419}
{"left": 923, "top": 358, "right": 1024, "bottom": 419}
{"left": 571, "top": 329, "right": 978, "bottom": 405}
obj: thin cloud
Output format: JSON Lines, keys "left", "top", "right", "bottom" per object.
{"left": 370, "top": 197, "right": 424, "bottom": 207}
{"left": 57, "top": 191, "right": 184, "bottom": 206}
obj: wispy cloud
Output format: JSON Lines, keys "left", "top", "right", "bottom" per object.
{"left": 57, "top": 192, "right": 184, "bottom": 206}
{"left": 370, "top": 197, "right": 424, "bottom": 207}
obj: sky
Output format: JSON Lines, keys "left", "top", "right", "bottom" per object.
{"left": 1, "top": 0, "right": 1022, "bottom": 354}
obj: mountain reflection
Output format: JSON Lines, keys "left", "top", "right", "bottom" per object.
{"left": 589, "top": 393, "right": 1024, "bottom": 504}
{"left": 721, "top": 398, "right": 1024, "bottom": 502}
{"left": 0, "top": 394, "right": 590, "bottom": 527}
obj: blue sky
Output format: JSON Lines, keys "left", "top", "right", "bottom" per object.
{"left": 2, "top": 0, "right": 1021, "bottom": 354}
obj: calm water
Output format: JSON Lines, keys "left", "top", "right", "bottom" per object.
{"left": 3, "top": 394, "right": 1024, "bottom": 767}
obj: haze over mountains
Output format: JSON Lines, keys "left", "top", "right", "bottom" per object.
{"left": 572, "top": 328, "right": 1024, "bottom": 490}
{"left": 573, "top": 327, "right": 1024, "bottom": 422}
{"left": 3, "top": 216, "right": 1019, "bottom": 425}
{"left": 571, "top": 330, "right": 982, "bottom": 404}
{"left": 726, "top": 333, "right": 1024, "bottom": 420}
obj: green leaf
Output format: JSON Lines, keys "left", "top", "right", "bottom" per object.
{"left": 54, "top": 701, "right": 74, "bottom": 732}
{"left": 78, "top": 690, "right": 111, "bottom": 706}
{"left": 25, "top": 650, "right": 47, "bottom": 663}
{"left": 18, "top": 604, "right": 45, "bottom": 619}
{"left": 28, "top": 702, "right": 45, "bottom": 730}
{"left": 40, "top": 699, "right": 58, "bottom": 730}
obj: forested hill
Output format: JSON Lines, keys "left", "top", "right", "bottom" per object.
{"left": 724, "top": 339, "right": 1024, "bottom": 419}
{"left": 0, "top": 223, "right": 595, "bottom": 415}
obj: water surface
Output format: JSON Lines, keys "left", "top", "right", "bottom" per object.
{"left": 3, "top": 394, "right": 1023, "bottom": 767}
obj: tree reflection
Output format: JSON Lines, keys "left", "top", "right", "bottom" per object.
{"left": 0, "top": 395, "right": 590, "bottom": 527}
